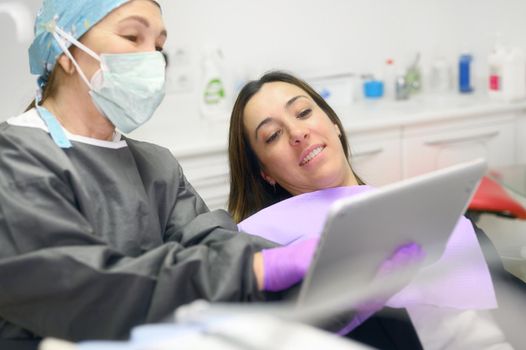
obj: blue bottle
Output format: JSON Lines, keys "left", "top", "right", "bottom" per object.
{"left": 459, "top": 54, "right": 473, "bottom": 93}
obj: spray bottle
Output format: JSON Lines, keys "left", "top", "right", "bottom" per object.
{"left": 200, "top": 47, "right": 228, "bottom": 119}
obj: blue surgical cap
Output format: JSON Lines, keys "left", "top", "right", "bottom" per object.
{"left": 28, "top": 0, "right": 130, "bottom": 91}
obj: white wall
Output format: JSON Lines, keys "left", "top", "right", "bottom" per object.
{"left": 0, "top": 0, "right": 40, "bottom": 119}
{"left": 2, "top": 0, "right": 526, "bottom": 153}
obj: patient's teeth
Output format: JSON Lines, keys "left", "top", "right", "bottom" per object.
{"left": 301, "top": 146, "right": 324, "bottom": 165}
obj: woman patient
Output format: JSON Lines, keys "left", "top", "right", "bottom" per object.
{"left": 228, "top": 71, "right": 512, "bottom": 349}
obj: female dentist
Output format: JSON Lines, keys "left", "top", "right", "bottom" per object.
{"left": 0, "top": 1, "right": 316, "bottom": 347}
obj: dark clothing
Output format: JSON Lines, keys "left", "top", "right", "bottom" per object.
{"left": 0, "top": 112, "right": 275, "bottom": 342}
{"left": 347, "top": 308, "right": 423, "bottom": 350}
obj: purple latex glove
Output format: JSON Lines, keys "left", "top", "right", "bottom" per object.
{"left": 261, "top": 237, "right": 320, "bottom": 292}
{"left": 338, "top": 242, "right": 425, "bottom": 335}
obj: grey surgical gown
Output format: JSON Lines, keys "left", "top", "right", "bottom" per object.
{"left": 0, "top": 109, "right": 275, "bottom": 342}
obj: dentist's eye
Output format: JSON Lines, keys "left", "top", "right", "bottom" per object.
{"left": 123, "top": 35, "right": 138, "bottom": 43}
{"left": 266, "top": 130, "right": 281, "bottom": 144}
{"left": 298, "top": 108, "right": 312, "bottom": 119}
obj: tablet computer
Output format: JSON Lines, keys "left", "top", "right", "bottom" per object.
{"left": 296, "top": 159, "right": 487, "bottom": 306}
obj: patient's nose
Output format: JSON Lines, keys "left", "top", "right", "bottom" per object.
{"left": 289, "top": 127, "right": 309, "bottom": 145}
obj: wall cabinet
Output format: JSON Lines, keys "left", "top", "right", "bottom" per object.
{"left": 349, "top": 128, "right": 402, "bottom": 186}
{"left": 402, "top": 114, "right": 516, "bottom": 178}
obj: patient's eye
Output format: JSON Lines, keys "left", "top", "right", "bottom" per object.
{"left": 297, "top": 108, "right": 312, "bottom": 119}
{"left": 266, "top": 130, "right": 282, "bottom": 144}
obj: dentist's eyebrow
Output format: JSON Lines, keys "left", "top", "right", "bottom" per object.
{"left": 254, "top": 117, "right": 274, "bottom": 140}
{"left": 119, "top": 15, "right": 168, "bottom": 38}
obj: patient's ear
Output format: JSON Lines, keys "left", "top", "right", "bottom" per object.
{"left": 334, "top": 123, "right": 342, "bottom": 137}
{"left": 260, "top": 170, "right": 276, "bottom": 186}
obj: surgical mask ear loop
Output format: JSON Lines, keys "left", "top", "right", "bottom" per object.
{"left": 52, "top": 25, "right": 103, "bottom": 89}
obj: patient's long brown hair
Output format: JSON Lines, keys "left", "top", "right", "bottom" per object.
{"left": 228, "top": 71, "right": 365, "bottom": 223}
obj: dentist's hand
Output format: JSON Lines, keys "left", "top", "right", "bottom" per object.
{"left": 253, "top": 237, "right": 319, "bottom": 292}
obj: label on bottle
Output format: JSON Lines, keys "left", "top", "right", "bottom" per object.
{"left": 489, "top": 75, "right": 500, "bottom": 91}
{"left": 204, "top": 78, "right": 225, "bottom": 105}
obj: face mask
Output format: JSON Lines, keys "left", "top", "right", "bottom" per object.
{"left": 51, "top": 25, "right": 166, "bottom": 133}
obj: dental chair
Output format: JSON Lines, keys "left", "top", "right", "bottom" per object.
{"left": 466, "top": 175, "right": 526, "bottom": 349}
{"left": 469, "top": 176, "right": 526, "bottom": 220}
{"left": 468, "top": 175, "right": 526, "bottom": 282}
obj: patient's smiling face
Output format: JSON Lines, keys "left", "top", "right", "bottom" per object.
{"left": 243, "top": 82, "right": 356, "bottom": 195}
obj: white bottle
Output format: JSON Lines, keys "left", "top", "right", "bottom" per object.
{"left": 515, "top": 48, "right": 526, "bottom": 100}
{"left": 430, "top": 57, "right": 452, "bottom": 94}
{"left": 200, "top": 47, "right": 228, "bottom": 119}
{"left": 506, "top": 47, "right": 526, "bottom": 101}
{"left": 382, "top": 58, "right": 397, "bottom": 100}
{"left": 488, "top": 46, "right": 505, "bottom": 100}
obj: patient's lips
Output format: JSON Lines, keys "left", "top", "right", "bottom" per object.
{"left": 299, "top": 144, "right": 325, "bottom": 166}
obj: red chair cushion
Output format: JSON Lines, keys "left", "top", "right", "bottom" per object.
{"left": 469, "top": 176, "right": 526, "bottom": 219}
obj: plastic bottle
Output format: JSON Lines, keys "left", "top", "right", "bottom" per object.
{"left": 405, "top": 53, "right": 422, "bottom": 96}
{"left": 503, "top": 47, "right": 526, "bottom": 101}
{"left": 512, "top": 48, "right": 526, "bottom": 101}
{"left": 488, "top": 46, "right": 504, "bottom": 99}
{"left": 383, "top": 58, "right": 397, "bottom": 100}
{"left": 430, "top": 57, "right": 452, "bottom": 93}
{"left": 200, "top": 47, "right": 228, "bottom": 119}
{"left": 458, "top": 53, "right": 473, "bottom": 93}
{"left": 488, "top": 46, "right": 526, "bottom": 102}
{"left": 395, "top": 70, "right": 409, "bottom": 100}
